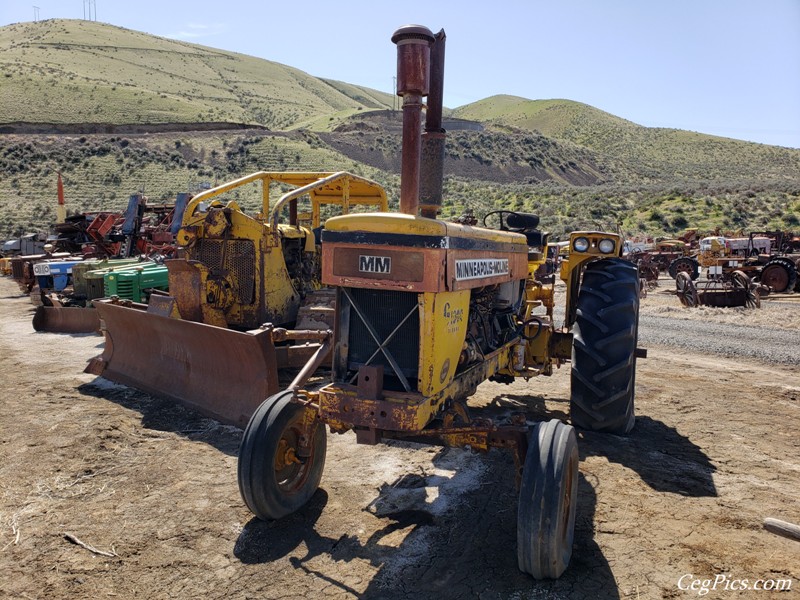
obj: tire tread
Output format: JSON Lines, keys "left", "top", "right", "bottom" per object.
{"left": 570, "top": 258, "right": 639, "bottom": 434}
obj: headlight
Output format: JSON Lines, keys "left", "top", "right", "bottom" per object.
{"left": 598, "top": 238, "right": 616, "bottom": 254}
{"left": 573, "top": 237, "right": 590, "bottom": 252}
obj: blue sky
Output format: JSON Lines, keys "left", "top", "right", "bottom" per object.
{"left": 2, "top": 0, "right": 799, "bottom": 148}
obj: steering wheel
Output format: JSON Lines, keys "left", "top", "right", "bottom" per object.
{"left": 483, "top": 210, "right": 540, "bottom": 232}
{"left": 482, "top": 210, "right": 517, "bottom": 230}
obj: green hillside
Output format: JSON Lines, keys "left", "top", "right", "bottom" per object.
{"left": 453, "top": 96, "right": 800, "bottom": 183}
{"left": 451, "top": 96, "right": 634, "bottom": 138}
{"left": 0, "top": 19, "right": 394, "bottom": 129}
{"left": 3, "top": 128, "right": 797, "bottom": 242}
{"left": 0, "top": 21, "right": 798, "bottom": 242}
{"left": 0, "top": 130, "right": 398, "bottom": 238}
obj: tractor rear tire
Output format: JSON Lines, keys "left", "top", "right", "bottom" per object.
{"left": 760, "top": 257, "right": 797, "bottom": 293}
{"left": 668, "top": 256, "right": 700, "bottom": 280}
{"left": 238, "top": 390, "right": 327, "bottom": 520}
{"left": 517, "top": 419, "right": 579, "bottom": 580}
{"left": 796, "top": 258, "right": 800, "bottom": 292}
{"left": 570, "top": 259, "right": 639, "bottom": 434}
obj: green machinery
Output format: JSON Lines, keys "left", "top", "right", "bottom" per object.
{"left": 33, "top": 259, "right": 169, "bottom": 333}
{"left": 103, "top": 263, "right": 169, "bottom": 302}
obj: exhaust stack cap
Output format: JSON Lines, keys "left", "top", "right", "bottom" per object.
{"left": 392, "top": 25, "right": 435, "bottom": 96}
{"left": 391, "top": 24, "right": 435, "bottom": 43}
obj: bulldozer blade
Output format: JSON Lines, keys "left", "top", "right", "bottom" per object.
{"left": 86, "top": 300, "right": 280, "bottom": 428}
{"left": 32, "top": 306, "right": 101, "bottom": 334}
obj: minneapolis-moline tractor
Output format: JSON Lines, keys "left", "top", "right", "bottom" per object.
{"left": 86, "top": 171, "right": 387, "bottom": 427}
{"left": 237, "top": 26, "right": 642, "bottom": 579}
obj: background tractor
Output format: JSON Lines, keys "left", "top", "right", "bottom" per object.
{"left": 237, "top": 25, "right": 643, "bottom": 580}
{"left": 641, "top": 238, "right": 691, "bottom": 275}
{"left": 85, "top": 171, "right": 388, "bottom": 427}
{"left": 668, "top": 233, "right": 797, "bottom": 293}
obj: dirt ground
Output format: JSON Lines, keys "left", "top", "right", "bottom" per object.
{"left": 1, "top": 275, "right": 798, "bottom": 599}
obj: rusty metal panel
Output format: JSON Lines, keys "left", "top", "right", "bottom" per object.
{"left": 323, "top": 243, "right": 446, "bottom": 292}
{"left": 165, "top": 259, "right": 204, "bottom": 322}
{"left": 550, "top": 330, "right": 573, "bottom": 360}
{"left": 88, "top": 300, "right": 280, "bottom": 428}
{"left": 318, "top": 384, "right": 431, "bottom": 432}
{"left": 319, "top": 344, "right": 511, "bottom": 434}
{"left": 32, "top": 306, "right": 101, "bottom": 334}
{"left": 274, "top": 344, "right": 326, "bottom": 369}
{"left": 357, "top": 365, "right": 384, "bottom": 400}
{"left": 145, "top": 295, "right": 178, "bottom": 318}
{"left": 332, "top": 247, "right": 425, "bottom": 282}
{"left": 698, "top": 289, "right": 748, "bottom": 307}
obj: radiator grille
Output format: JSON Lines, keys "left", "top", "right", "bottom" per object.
{"left": 116, "top": 279, "right": 135, "bottom": 300}
{"left": 346, "top": 288, "right": 419, "bottom": 386}
{"left": 192, "top": 239, "right": 256, "bottom": 304}
{"left": 105, "top": 276, "right": 134, "bottom": 300}
{"left": 11, "top": 260, "right": 24, "bottom": 279}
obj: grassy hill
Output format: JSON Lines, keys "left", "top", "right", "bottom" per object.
{"left": 0, "top": 19, "right": 394, "bottom": 129}
{"left": 0, "top": 20, "right": 798, "bottom": 242}
{"left": 0, "top": 130, "right": 398, "bottom": 238}
{"left": 3, "top": 127, "right": 797, "bottom": 242}
{"left": 453, "top": 96, "right": 800, "bottom": 184}
{"left": 317, "top": 110, "right": 610, "bottom": 186}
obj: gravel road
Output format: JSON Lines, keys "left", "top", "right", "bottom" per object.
{"left": 550, "top": 277, "right": 800, "bottom": 366}
{"left": 638, "top": 312, "right": 800, "bottom": 365}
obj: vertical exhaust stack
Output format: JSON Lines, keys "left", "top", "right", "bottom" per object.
{"left": 392, "top": 25, "right": 435, "bottom": 216}
{"left": 420, "top": 29, "right": 446, "bottom": 219}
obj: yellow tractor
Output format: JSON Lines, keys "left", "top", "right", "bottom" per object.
{"left": 86, "top": 171, "right": 387, "bottom": 427}
{"left": 237, "top": 25, "right": 643, "bottom": 580}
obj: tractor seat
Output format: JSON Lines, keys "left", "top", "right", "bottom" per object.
{"left": 505, "top": 212, "right": 540, "bottom": 230}
{"left": 524, "top": 230, "right": 549, "bottom": 249}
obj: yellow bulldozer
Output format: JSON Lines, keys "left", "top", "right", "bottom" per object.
{"left": 237, "top": 25, "right": 643, "bottom": 580}
{"left": 86, "top": 171, "right": 387, "bottom": 427}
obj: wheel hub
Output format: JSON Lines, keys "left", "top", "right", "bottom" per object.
{"left": 275, "top": 438, "right": 302, "bottom": 471}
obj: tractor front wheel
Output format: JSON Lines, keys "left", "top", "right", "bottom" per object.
{"left": 570, "top": 258, "right": 639, "bottom": 434}
{"left": 668, "top": 256, "right": 700, "bottom": 280}
{"left": 238, "top": 390, "right": 327, "bottom": 520}
{"left": 517, "top": 419, "right": 579, "bottom": 579}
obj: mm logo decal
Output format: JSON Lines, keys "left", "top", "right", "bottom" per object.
{"left": 455, "top": 258, "right": 509, "bottom": 281}
{"left": 359, "top": 255, "right": 392, "bottom": 274}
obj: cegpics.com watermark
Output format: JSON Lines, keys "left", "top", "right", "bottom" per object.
{"left": 678, "top": 573, "right": 792, "bottom": 596}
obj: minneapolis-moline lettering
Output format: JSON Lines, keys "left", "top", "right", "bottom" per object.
{"left": 455, "top": 258, "right": 509, "bottom": 281}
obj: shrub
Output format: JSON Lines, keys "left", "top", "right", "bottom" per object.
{"left": 672, "top": 215, "right": 688, "bottom": 229}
